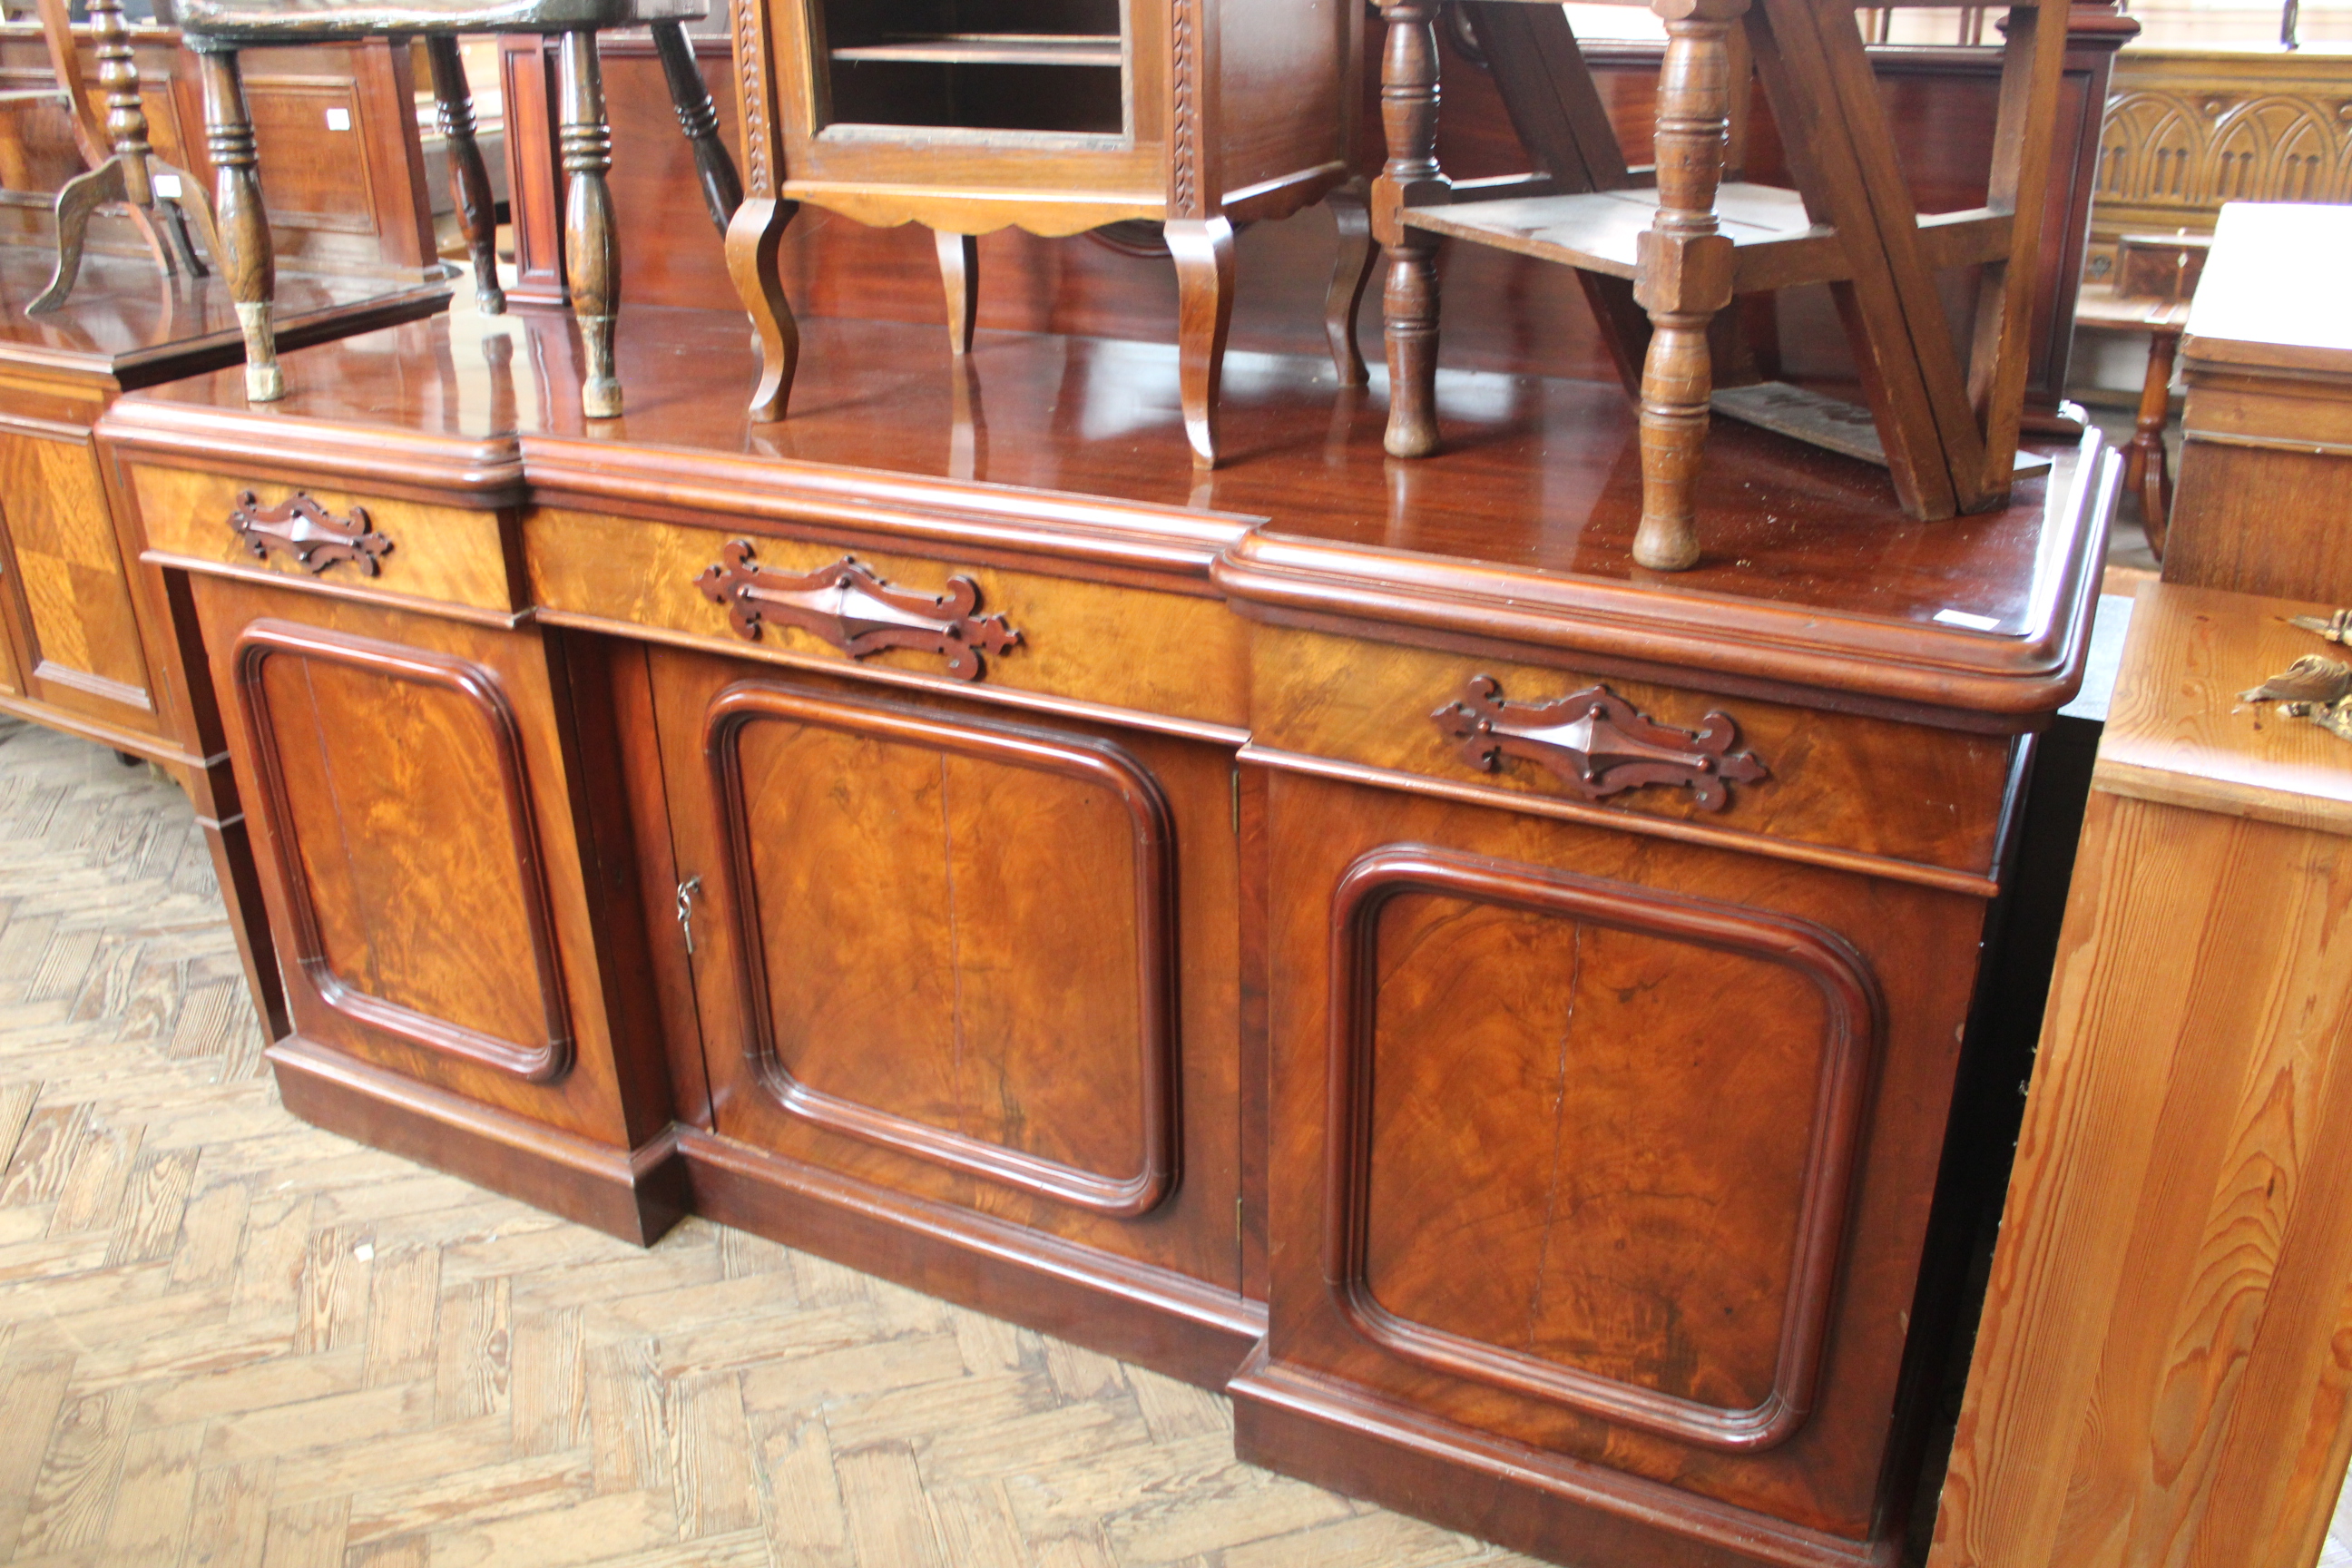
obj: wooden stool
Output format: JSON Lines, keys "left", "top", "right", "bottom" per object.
{"left": 1374, "top": 0, "right": 2070, "bottom": 570}
{"left": 176, "top": 0, "right": 742, "bottom": 415}
{"left": 15, "top": 0, "right": 220, "bottom": 310}
{"left": 2072, "top": 232, "right": 2210, "bottom": 559}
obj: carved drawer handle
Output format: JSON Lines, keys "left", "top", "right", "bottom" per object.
{"left": 1432, "top": 675, "right": 1768, "bottom": 812}
{"left": 228, "top": 491, "right": 393, "bottom": 577}
{"left": 694, "top": 543, "right": 1022, "bottom": 682}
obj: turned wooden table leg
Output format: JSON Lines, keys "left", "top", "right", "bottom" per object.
{"left": 558, "top": 29, "right": 622, "bottom": 420}
{"left": 1167, "top": 215, "right": 1235, "bottom": 469}
{"left": 728, "top": 196, "right": 799, "bottom": 421}
{"left": 1629, "top": 0, "right": 1744, "bottom": 572}
{"left": 425, "top": 34, "right": 505, "bottom": 316}
{"left": 196, "top": 46, "right": 281, "bottom": 403}
{"left": 936, "top": 230, "right": 979, "bottom": 357}
{"left": 34, "top": 0, "right": 175, "bottom": 310}
{"left": 1326, "top": 178, "right": 1377, "bottom": 388}
{"left": 2132, "top": 320, "right": 2180, "bottom": 560}
{"left": 652, "top": 19, "right": 740, "bottom": 236}
{"left": 1375, "top": 2, "right": 1446, "bottom": 458}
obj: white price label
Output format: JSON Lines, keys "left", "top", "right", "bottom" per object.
{"left": 152, "top": 172, "right": 181, "bottom": 198}
{"left": 325, "top": 106, "right": 351, "bottom": 131}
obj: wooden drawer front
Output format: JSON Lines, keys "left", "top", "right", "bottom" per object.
{"left": 1254, "top": 625, "right": 2015, "bottom": 878}
{"left": 0, "top": 426, "right": 159, "bottom": 729}
{"left": 189, "top": 576, "right": 638, "bottom": 1148}
{"left": 653, "top": 646, "right": 1242, "bottom": 1290}
{"left": 134, "top": 465, "right": 518, "bottom": 614}
{"left": 1260, "top": 771, "right": 1985, "bottom": 1541}
{"left": 526, "top": 508, "right": 1248, "bottom": 730}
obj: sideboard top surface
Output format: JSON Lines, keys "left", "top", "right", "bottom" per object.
{"left": 0, "top": 244, "right": 452, "bottom": 391}
{"left": 99, "top": 303, "right": 2113, "bottom": 721}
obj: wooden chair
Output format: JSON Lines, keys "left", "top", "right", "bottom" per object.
{"left": 1373, "top": 0, "right": 2069, "bottom": 570}
{"left": 176, "top": 0, "right": 742, "bottom": 412}
{"left": 7, "top": 0, "right": 221, "bottom": 310}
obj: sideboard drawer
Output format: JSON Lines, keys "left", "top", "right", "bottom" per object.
{"left": 131, "top": 465, "right": 520, "bottom": 616}
{"left": 1251, "top": 624, "right": 2018, "bottom": 881}
{"left": 524, "top": 508, "right": 1250, "bottom": 730}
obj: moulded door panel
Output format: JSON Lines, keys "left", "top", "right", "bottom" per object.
{"left": 189, "top": 573, "right": 643, "bottom": 1148}
{"left": 1261, "top": 769, "right": 1988, "bottom": 1540}
{"left": 0, "top": 426, "right": 160, "bottom": 732}
{"left": 649, "top": 644, "right": 1243, "bottom": 1292}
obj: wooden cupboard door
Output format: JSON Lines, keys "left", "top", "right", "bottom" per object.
{"left": 649, "top": 645, "right": 1242, "bottom": 1289}
{"left": 1261, "top": 770, "right": 1988, "bottom": 1539}
{"left": 0, "top": 426, "right": 160, "bottom": 732}
{"left": 1331, "top": 848, "right": 1877, "bottom": 1450}
{"left": 190, "top": 576, "right": 648, "bottom": 1147}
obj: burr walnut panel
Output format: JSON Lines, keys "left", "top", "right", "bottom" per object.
{"left": 701, "top": 679, "right": 1175, "bottom": 1217}
{"left": 186, "top": 577, "right": 655, "bottom": 1152}
{"left": 1328, "top": 848, "right": 1881, "bottom": 1455}
{"left": 649, "top": 643, "right": 1244, "bottom": 1292}
{"left": 1246, "top": 769, "right": 1987, "bottom": 1544}
{"left": 231, "top": 618, "right": 572, "bottom": 1083}
{"left": 524, "top": 506, "right": 1248, "bottom": 730}
{"left": 132, "top": 465, "right": 520, "bottom": 615}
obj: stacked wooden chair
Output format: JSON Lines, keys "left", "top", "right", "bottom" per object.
{"left": 175, "top": 0, "right": 742, "bottom": 413}
{"left": 1373, "top": 0, "right": 2069, "bottom": 569}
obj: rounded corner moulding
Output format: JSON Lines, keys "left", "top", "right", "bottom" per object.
{"left": 1320, "top": 844, "right": 1886, "bottom": 1455}
{"left": 699, "top": 678, "right": 1181, "bottom": 1220}
{"left": 229, "top": 618, "right": 577, "bottom": 1085}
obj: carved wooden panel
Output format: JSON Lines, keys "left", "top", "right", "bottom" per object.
{"left": 233, "top": 618, "right": 573, "bottom": 1083}
{"left": 2090, "top": 53, "right": 2352, "bottom": 278}
{"left": 702, "top": 680, "right": 1178, "bottom": 1216}
{"left": 1326, "top": 846, "right": 1883, "bottom": 1454}
{"left": 0, "top": 426, "right": 155, "bottom": 723}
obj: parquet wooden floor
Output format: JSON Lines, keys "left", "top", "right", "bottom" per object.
{"left": 0, "top": 718, "right": 1546, "bottom": 1568}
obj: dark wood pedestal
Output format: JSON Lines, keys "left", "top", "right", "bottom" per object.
{"left": 95, "top": 304, "right": 2113, "bottom": 1568}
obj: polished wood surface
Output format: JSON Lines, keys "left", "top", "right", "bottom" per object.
{"left": 178, "top": 0, "right": 739, "bottom": 416}
{"left": 112, "top": 305, "right": 2111, "bottom": 722}
{"left": 94, "top": 295, "right": 2115, "bottom": 1568}
{"left": 1930, "top": 581, "right": 2352, "bottom": 1568}
{"left": 2166, "top": 202, "right": 2352, "bottom": 604}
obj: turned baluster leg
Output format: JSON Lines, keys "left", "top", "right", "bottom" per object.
{"left": 1325, "top": 178, "right": 1377, "bottom": 387}
{"left": 1166, "top": 216, "right": 1235, "bottom": 469}
{"left": 1375, "top": 3, "right": 1446, "bottom": 458}
{"left": 424, "top": 34, "right": 505, "bottom": 316}
{"left": 652, "top": 19, "right": 740, "bottom": 235}
{"left": 197, "top": 47, "right": 281, "bottom": 403}
{"left": 2132, "top": 320, "right": 2180, "bottom": 559}
{"left": 1629, "top": 0, "right": 1744, "bottom": 573}
{"left": 936, "top": 230, "right": 978, "bottom": 356}
{"left": 558, "top": 30, "right": 622, "bottom": 419}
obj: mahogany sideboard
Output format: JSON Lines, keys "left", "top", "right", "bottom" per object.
{"left": 93, "top": 302, "right": 2116, "bottom": 1568}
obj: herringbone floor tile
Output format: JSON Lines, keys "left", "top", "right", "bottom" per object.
{"left": 0, "top": 719, "right": 1543, "bottom": 1568}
